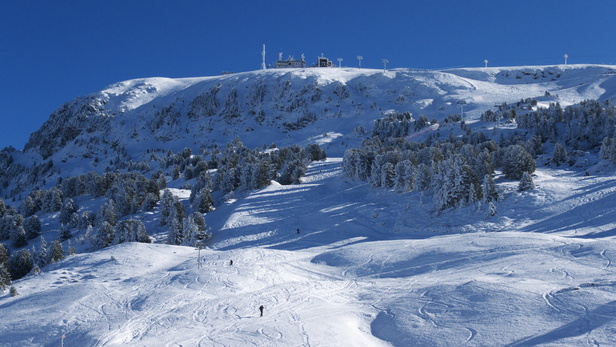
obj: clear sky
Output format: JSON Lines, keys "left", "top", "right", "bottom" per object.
{"left": 1, "top": 0, "right": 615, "bottom": 150}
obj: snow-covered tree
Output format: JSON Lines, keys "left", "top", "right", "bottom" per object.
{"left": 502, "top": 145, "right": 535, "bottom": 180}
{"left": 600, "top": 137, "right": 616, "bottom": 163}
{"left": 160, "top": 189, "right": 175, "bottom": 226}
{"left": 98, "top": 199, "right": 117, "bottom": 227}
{"left": 518, "top": 171, "right": 535, "bottom": 191}
{"left": 19, "top": 196, "right": 38, "bottom": 217}
{"left": 181, "top": 212, "right": 208, "bottom": 246}
{"left": 93, "top": 222, "right": 114, "bottom": 250}
{"left": 42, "top": 187, "right": 63, "bottom": 212}
{"left": 166, "top": 200, "right": 186, "bottom": 246}
{"left": 552, "top": 142, "right": 568, "bottom": 166}
{"left": 482, "top": 174, "right": 498, "bottom": 203}
{"left": 59, "top": 224, "right": 72, "bottom": 242}
{"left": 38, "top": 236, "right": 48, "bottom": 267}
{"left": 0, "top": 243, "right": 8, "bottom": 266}
{"left": 8, "top": 249, "right": 33, "bottom": 280}
{"left": 49, "top": 240, "right": 64, "bottom": 263}
{"left": 59, "top": 198, "right": 79, "bottom": 225}
{"left": 24, "top": 215, "right": 41, "bottom": 240}
{"left": 414, "top": 163, "right": 432, "bottom": 191}
{"left": 0, "top": 263, "right": 10, "bottom": 292}
{"left": 11, "top": 224, "right": 27, "bottom": 248}
{"left": 114, "top": 219, "right": 150, "bottom": 244}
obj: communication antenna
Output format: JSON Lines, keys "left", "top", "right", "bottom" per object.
{"left": 382, "top": 59, "right": 389, "bottom": 72}
{"left": 357, "top": 56, "right": 363, "bottom": 69}
{"left": 484, "top": 59, "right": 488, "bottom": 68}
{"left": 337, "top": 58, "right": 343, "bottom": 68}
{"left": 262, "top": 44, "right": 266, "bottom": 70}
{"left": 301, "top": 53, "right": 305, "bottom": 61}
{"left": 279, "top": 51, "right": 283, "bottom": 61}
{"left": 564, "top": 54, "right": 568, "bottom": 65}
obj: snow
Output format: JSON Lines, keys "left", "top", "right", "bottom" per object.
{"left": 3, "top": 158, "right": 616, "bottom": 346}
{"left": 4, "top": 64, "right": 616, "bottom": 345}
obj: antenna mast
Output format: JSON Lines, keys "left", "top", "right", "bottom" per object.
{"left": 382, "top": 59, "right": 388, "bottom": 72}
{"left": 262, "top": 44, "right": 266, "bottom": 70}
{"left": 564, "top": 54, "right": 568, "bottom": 65}
{"left": 357, "top": 56, "right": 363, "bottom": 69}
{"left": 484, "top": 59, "right": 488, "bottom": 68}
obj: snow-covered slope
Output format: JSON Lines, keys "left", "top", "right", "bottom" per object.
{"left": 2, "top": 159, "right": 616, "bottom": 346}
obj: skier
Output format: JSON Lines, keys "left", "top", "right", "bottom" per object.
{"left": 229, "top": 259, "right": 233, "bottom": 266}
{"left": 259, "top": 305, "right": 264, "bottom": 317}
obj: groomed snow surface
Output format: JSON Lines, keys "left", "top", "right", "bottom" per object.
{"left": 2, "top": 158, "right": 616, "bottom": 346}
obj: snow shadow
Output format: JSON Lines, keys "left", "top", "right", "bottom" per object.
{"left": 312, "top": 249, "right": 519, "bottom": 278}
{"left": 212, "top": 161, "right": 403, "bottom": 251}
{"left": 506, "top": 300, "right": 616, "bottom": 346}
{"left": 520, "top": 181, "right": 616, "bottom": 238}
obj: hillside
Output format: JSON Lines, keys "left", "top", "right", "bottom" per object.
{"left": 1, "top": 65, "right": 616, "bottom": 346}
{"left": 2, "top": 159, "right": 616, "bottom": 346}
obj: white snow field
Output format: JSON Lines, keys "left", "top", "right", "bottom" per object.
{"left": 2, "top": 158, "right": 616, "bottom": 346}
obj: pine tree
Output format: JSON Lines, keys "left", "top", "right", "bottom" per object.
{"left": 552, "top": 142, "right": 568, "bottom": 166}
{"left": 42, "top": 187, "right": 63, "bottom": 212}
{"left": 49, "top": 240, "right": 64, "bottom": 263}
{"left": 67, "top": 240, "right": 76, "bottom": 256}
{"left": 482, "top": 174, "right": 498, "bottom": 203}
{"left": 369, "top": 155, "right": 385, "bottom": 188}
{"left": 160, "top": 189, "right": 175, "bottom": 226}
{"left": 114, "top": 219, "right": 150, "bottom": 244}
{"left": 600, "top": 137, "right": 616, "bottom": 162}
{"left": 414, "top": 163, "right": 431, "bottom": 191}
{"left": 468, "top": 182, "right": 479, "bottom": 206}
{"left": 38, "top": 236, "right": 48, "bottom": 267}
{"left": 24, "top": 215, "right": 41, "bottom": 240}
{"left": 11, "top": 225, "right": 28, "bottom": 248}
{"left": 20, "top": 196, "right": 37, "bottom": 217}
{"left": 380, "top": 162, "right": 395, "bottom": 188}
{"left": 193, "top": 188, "right": 214, "bottom": 213}
{"left": 78, "top": 211, "right": 93, "bottom": 230}
{"left": 502, "top": 145, "right": 536, "bottom": 180}
{"left": 0, "top": 243, "right": 8, "bottom": 265}
{"left": 59, "top": 198, "right": 78, "bottom": 225}
{"left": 518, "top": 171, "right": 535, "bottom": 191}
{"left": 0, "top": 263, "right": 11, "bottom": 292}
{"left": 167, "top": 201, "right": 186, "bottom": 245}
{"left": 93, "top": 222, "right": 114, "bottom": 249}
{"left": 98, "top": 199, "right": 117, "bottom": 227}
{"left": 59, "top": 224, "right": 72, "bottom": 242}
{"left": 8, "top": 249, "right": 33, "bottom": 280}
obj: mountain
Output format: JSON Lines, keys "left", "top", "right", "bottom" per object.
{"left": 10, "top": 64, "right": 616, "bottom": 189}
{"left": 1, "top": 65, "right": 616, "bottom": 346}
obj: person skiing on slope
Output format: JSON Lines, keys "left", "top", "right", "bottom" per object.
{"left": 259, "top": 305, "right": 264, "bottom": 317}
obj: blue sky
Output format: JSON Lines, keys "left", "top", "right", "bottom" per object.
{"left": 1, "top": 1, "right": 615, "bottom": 150}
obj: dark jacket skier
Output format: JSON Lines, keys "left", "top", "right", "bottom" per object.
{"left": 259, "top": 305, "right": 264, "bottom": 317}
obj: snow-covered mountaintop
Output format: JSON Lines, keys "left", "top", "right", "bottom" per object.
{"left": 19, "top": 64, "right": 616, "bottom": 173}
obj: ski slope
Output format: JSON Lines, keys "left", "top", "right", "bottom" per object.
{"left": 2, "top": 159, "right": 616, "bottom": 346}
